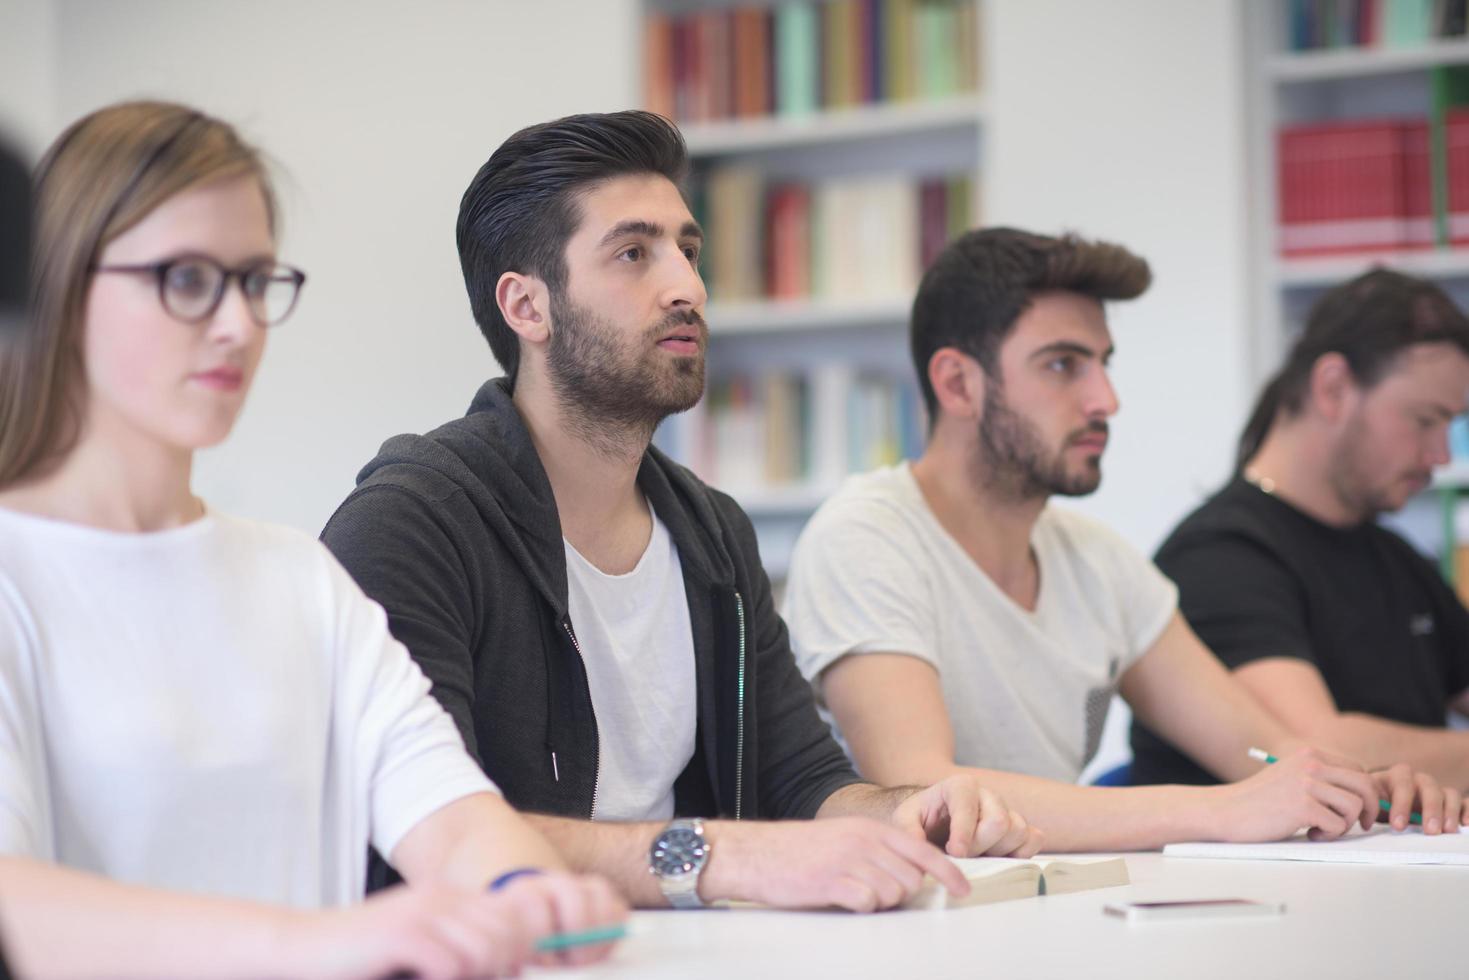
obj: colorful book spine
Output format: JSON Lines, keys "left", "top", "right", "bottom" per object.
{"left": 776, "top": 1, "right": 821, "bottom": 115}
{"left": 699, "top": 167, "right": 977, "bottom": 302}
{"left": 647, "top": 0, "right": 980, "bottom": 124}
{"left": 1285, "top": 0, "right": 1469, "bottom": 51}
{"left": 688, "top": 366, "right": 925, "bottom": 491}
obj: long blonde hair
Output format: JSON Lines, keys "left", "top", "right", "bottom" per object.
{"left": 0, "top": 100, "right": 276, "bottom": 488}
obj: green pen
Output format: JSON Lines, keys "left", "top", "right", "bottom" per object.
{"left": 534, "top": 923, "right": 629, "bottom": 953}
{"left": 1247, "top": 747, "right": 1423, "bottom": 826}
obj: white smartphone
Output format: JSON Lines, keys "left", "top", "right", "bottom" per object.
{"left": 1103, "top": 898, "right": 1286, "bottom": 922}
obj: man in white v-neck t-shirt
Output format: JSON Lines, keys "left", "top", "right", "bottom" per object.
{"left": 564, "top": 507, "right": 696, "bottom": 822}
{"left": 788, "top": 463, "right": 1172, "bottom": 784}
{"left": 783, "top": 226, "right": 1450, "bottom": 853}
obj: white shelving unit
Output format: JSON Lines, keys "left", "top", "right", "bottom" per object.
{"left": 1245, "top": 3, "right": 1469, "bottom": 382}
{"left": 706, "top": 296, "right": 913, "bottom": 336}
{"left": 681, "top": 93, "right": 987, "bottom": 155}
{"left": 1264, "top": 36, "right": 1469, "bottom": 81}
{"left": 645, "top": 0, "right": 986, "bottom": 577}
{"left": 1273, "top": 247, "right": 1469, "bottom": 287}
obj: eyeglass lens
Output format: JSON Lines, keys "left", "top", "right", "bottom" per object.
{"left": 162, "top": 258, "right": 302, "bottom": 325}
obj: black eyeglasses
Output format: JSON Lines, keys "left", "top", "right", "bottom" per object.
{"left": 93, "top": 253, "right": 307, "bottom": 327}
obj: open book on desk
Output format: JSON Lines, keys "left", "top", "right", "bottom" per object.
{"left": 903, "top": 855, "right": 1130, "bottom": 910}
{"left": 1163, "top": 824, "right": 1469, "bottom": 866}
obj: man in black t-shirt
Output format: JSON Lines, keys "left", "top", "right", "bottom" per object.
{"left": 1132, "top": 269, "right": 1469, "bottom": 793}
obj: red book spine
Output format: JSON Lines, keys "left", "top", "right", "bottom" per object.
{"left": 644, "top": 15, "right": 675, "bottom": 119}
{"left": 1403, "top": 119, "right": 1433, "bottom": 248}
{"left": 791, "top": 185, "right": 811, "bottom": 298}
{"left": 919, "top": 178, "right": 948, "bottom": 269}
{"left": 1448, "top": 109, "right": 1469, "bottom": 244}
{"left": 1278, "top": 119, "right": 1415, "bottom": 255}
{"left": 765, "top": 186, "right": 787, "bottom": 299}
{"left": 672, "top": 17, "right": 690, "bottom": 122}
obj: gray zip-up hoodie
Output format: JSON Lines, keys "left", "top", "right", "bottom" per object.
{"left": 322, "top": 378, "right": 861, "bottom": 834}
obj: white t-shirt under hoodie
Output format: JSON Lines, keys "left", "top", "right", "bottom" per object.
{"left": 0, "top": 506, "right": 496, "bottom": 907}
{"left": 563, "top": 507, "right": 697, "bottom": 823}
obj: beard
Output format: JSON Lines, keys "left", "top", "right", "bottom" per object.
{"left": 1327, "top": 410, "right": 1425, "bottom": 522}
{"left": 545, "top": 292, "right": 707, "bottom": 455}
{"left": 977, "top": 382, "right": 1105, "bottom": 501}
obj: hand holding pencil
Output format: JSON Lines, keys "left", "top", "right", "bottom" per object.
{"left": 1249, "top": 748, "right": 1469, "bottom": 835}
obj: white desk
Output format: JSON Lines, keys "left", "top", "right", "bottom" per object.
{"left": 549, "top": 853, "right": 1463, "bottom": 979}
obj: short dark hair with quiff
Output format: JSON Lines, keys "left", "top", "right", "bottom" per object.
{"left": 910, "top": 227, "right": 1152, "bottom": 418}
{"left": 456, "top": 110, "right": 689, "bottom": 384}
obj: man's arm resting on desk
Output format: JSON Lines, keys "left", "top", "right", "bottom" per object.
{"left": 522, "top": 808, "right": 976, "bottom": 913}
{"left": 1123, "top": 614, "right": 1465, "bottom": 830}
{"left": 1234, "top": 657, "right": 1469, "bottom": 790}
{"left": 819, "top": 629, "right": 1416, "bottom": 850}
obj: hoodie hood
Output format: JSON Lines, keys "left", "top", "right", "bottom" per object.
{"left": 353, "top": 377, "right": 737, "bottom": 617}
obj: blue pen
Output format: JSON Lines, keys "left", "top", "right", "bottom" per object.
{"left": 1247, "top": 747, "right": 1423, "bottom": 826}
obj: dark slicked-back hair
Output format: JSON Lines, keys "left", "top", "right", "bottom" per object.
{"left": 456, "top": 110, "right": 689, "bottom": 383}
{"left": 910, "top": 227, "right": 1151, "bottom": 419}
{"left": 1238, "top": 268, "right": 1469, "bottom": 467}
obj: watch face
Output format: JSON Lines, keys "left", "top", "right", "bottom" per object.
{"left": 652, "top": 827, "right": 707, "bottom": 876}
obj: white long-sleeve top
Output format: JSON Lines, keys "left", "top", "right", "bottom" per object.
{"left": 0, "top": 505, "right": 495, "bottom": 907}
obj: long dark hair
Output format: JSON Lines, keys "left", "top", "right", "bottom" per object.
{"left": 1239, "top": 269, "right": 1469, "bottom": 468}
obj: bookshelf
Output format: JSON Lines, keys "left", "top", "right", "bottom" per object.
{"left": 1265, "top": 36, "right": 1469, "bottom": 81}
{"left": 1246, "top": 0, "right": 1469, "bottom": 573}
{"left": 644, "top": 0, "right": 986, "bottom": 578}
{"left": 681, "top": 92, "right": 987, "bottom": 155}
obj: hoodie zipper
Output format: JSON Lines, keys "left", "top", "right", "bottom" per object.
{"left": 561, "top": 618, "right": 601, "bottom": 819}
{"left": 733, "top": 590, "right": 747, "bottom": 821}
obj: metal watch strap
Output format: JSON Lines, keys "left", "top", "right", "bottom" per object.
{"left": 653, "top": 817, "right": 708, "bottom": 909}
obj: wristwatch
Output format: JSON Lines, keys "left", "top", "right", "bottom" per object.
{"left": 649, "top": 817, "right": 711, "bottom": 908}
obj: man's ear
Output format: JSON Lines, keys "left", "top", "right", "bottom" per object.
{"left": 929, "top": 347, "right": 987, "bottom": 422}
{"left": 1308, "top": 351, "right": 1358, "bottom": 424}
{"left": 496, "top": 271, "right": 551, "bottom": 346}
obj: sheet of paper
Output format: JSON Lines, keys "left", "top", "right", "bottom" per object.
{"left": 1163, "top": 824, "right": 1469, "bottom": 866}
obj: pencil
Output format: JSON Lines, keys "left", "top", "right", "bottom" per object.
{"left": 1247, "top": 747, "right": 1423, "bottom": 826}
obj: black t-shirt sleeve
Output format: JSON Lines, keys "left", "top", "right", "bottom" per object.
{"left": 1157, "top": 532, "right": 1317, "bottom": 672}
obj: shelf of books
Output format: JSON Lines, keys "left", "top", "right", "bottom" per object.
{"left": 1251, "top": 1, "right": 1469, "bottom": 356}
{"left": 644, "top": 0, "right": 984, "bottom": 576}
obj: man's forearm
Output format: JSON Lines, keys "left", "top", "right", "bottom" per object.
{"left": 813, "top": 781, "right": 919, "bottom": 821}
{"left": 936, "top": 766, "right": 1223, "bottom": 852}
{"left": 521, "top": 814, "right": 669, "bottom": 907}
{"left": 1307, "top": 714, "right": 1469, "bottom": 788}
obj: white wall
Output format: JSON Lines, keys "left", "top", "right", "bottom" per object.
{"left": 16, "top": 0, "right": 1252, "bottom": 777}
{"left": 14, "top": 0, "right": 1251, "bottom": 552}
{"left": 47, "top": 0, "right": 639, "bottom": 532}
{"left": 0, "top": 0, "right": 56, "bottom": 157}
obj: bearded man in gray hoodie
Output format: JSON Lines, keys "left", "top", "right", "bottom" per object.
{"left": 322, "top": 110, "right": 1040, "bottom": 912}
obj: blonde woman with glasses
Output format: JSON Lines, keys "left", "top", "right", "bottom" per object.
{"left": 0, "top": 101, "right": 625, "bottom": 980}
